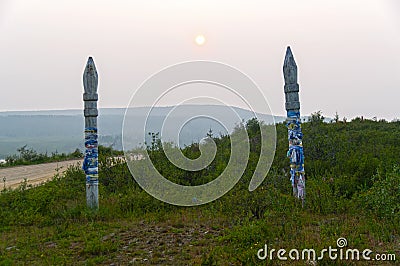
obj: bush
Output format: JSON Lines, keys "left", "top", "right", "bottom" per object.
{"left": 306, "top": 176, "right": 351, "bottom": 214}
{"left": 356, "top": 166, "right": 400, "bottom": 220}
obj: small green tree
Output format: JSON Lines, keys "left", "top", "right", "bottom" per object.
{"left": 70, "top": 148, "right": 83, "bottom": 158}
{"left": 309, "top": 111, "right": 325, "bottom": 124}
{"left": 334, "top": 112, "right": 339, "bottom": 123}
{"left": 17, "top": 145, "right": 40, "bottom": 162}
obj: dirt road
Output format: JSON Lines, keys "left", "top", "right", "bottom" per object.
{"left": 0, "top": 159, "right": 82, "bottom": 189}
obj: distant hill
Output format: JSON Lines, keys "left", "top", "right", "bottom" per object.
{"left": 0, "top": 105, "right": 285, "bottom": 158}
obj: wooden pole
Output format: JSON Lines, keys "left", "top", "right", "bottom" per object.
{"left": 82, "top": 57, "right": 99, "bottom": 209}
{"left": 283, "top": 47, "right": 306, "bottom": 206}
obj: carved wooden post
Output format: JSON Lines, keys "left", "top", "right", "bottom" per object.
{"left": 283, "top": 47, "right": 305, "bottom": 205}
{"left": 82, "top": 57, "right": 99, "bottom": 209}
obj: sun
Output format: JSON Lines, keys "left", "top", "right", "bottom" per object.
{"left": 195, "top": 35, "right": 206, "bottom": 46}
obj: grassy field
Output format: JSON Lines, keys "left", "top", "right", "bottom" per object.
{"left": 0, "top": 164, "right": 398, "bottom": 265}
{"left": 0, "top": 119, "right": 399, "bottom": 265}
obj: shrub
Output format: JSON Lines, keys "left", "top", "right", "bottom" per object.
{"left": 356, "top": 166, "right": 400, "bottom": 219}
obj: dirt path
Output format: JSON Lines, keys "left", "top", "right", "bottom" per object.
{"left": 0, "top": 159, "right": 82, "bottom": 189}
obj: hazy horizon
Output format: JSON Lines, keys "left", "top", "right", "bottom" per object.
{"left": 0, "top": 104, "right": 396, "bottom": 121}
{"left": 0, "top": 105, "right": 285, "bottom": 158}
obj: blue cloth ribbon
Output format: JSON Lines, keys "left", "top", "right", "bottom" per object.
{"left": 82, "top": 127, "right": 98, "bottom": 178}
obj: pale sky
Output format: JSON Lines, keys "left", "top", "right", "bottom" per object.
{"left": 0, "top": 0, "right": 399, "bottom": 120}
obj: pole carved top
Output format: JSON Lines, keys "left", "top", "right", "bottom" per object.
{"left": 283, "top": 46, "right": 300, "bottom": 112}
{"left": 83, "top": 57, "right": 98, "bottom": 101}
{"left": 283, "top": 46, "right": 298, "bottom": 85}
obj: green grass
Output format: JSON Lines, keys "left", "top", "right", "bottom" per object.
{"left": 0, "top": 163, "right": 398, "bottom": 265}
{"left": 0, "top": 119, "right": 399, "bottom": 265}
